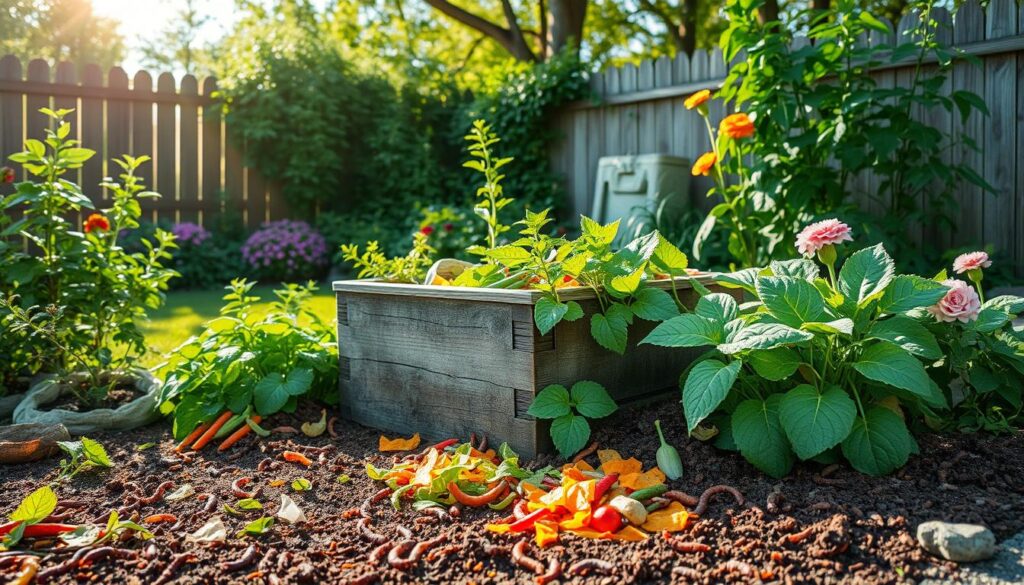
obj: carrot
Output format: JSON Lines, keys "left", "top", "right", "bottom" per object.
{"left": 191, "top": 411, "right": 233, "bottom": 451}
{"left": 281, "top": 451, "right": 312, "bottom": 467}
{"left": 218, "top": 416, "right": 261, "bottom": 452}
{"left": 143, "top": 514, "right": 178, "bottom": 525}
{"left": 175, "top": 421, "right": 212, "bottom": 452}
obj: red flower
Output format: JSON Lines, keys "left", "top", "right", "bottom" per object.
{"left": 0, "top": 166, "right": 14, "bottom": 184}
{"left": 444, "top": 223, "right": 454, "bottom": 232}
{"left": 563, "top": 275, "right": 574, "bottom": 283}
{"left": 84, "top": 213, "right": 110, "bottom": 233}
{"left": 420, "top": 225, "right": 435, "bottom": 236}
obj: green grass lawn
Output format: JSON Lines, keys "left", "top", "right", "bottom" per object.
{"left": 137, "top": 284, "right": 336, "bottom": 368}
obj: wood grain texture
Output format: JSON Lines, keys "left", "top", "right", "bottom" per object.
{"left": 336, "top": 281, "right": 736, "bottom": 457}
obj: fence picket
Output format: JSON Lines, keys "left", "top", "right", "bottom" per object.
{"left": 178, "top": 75, "right": 200, "bottom": 224}
{"left": 106, "top": 67, "right": 130, "bottom": 197}
{"left": 0, "top": 55, "right": 23, "bottom": 193}
{"left": 201, "top": 78, "right": 222, "bottom": 219}
{"left": 25, "top": 60, "right": 50, "bottom": 144}
{"left": 984, "top": 0, "right": 1018, "bottom": 265}
{"left": 80, "top": 64, "right": 104, "bottom": 202}
{"left": 131, "top": 71, "right": 154, "bottom": 215}
{"left": 156, "top": 73, "right": 177, "bottom": 224}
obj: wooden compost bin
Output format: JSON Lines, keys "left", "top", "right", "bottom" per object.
{"left": 334, "top": 276, "right": 722, "bottom": 457}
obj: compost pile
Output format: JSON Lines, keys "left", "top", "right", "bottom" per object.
{"left": 1, "top": 400, "right": 1023, "bottom": 584}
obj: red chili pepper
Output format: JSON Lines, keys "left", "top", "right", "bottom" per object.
{"left": 0, "top": 522, "right": 80, "bottom": 538}
{"left": 431, "top": 439, "right": 459, "bottom": 451}
{"left": 592, "top": 473, "right": 619, "bottom": 505}
{"left": 507, "top": 508, "right": 552, "bottom": 532}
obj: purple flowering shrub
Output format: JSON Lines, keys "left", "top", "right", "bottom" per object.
{"left": 172, "top": 222, "right": 211, "bottom": 247}
{"left": 242, "top": 220, "right": 328, "bottom": 281}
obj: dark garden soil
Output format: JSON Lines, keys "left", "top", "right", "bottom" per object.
{"left": 48, "top": 380, "right": 143, "bottom": 412}
{"left": 1, "top": 399, "right": 1023, "bottom": 585}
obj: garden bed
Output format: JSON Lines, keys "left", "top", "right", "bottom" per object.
{"left": 1, "top": 398, "right": 1022, "bottom": 584}
{"left": 334, "top": 275, "right": 728, "bottom": 457}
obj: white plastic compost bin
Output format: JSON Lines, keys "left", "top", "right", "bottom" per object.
{"left": 590, "top": 154, "right": 690, "bottom": 232}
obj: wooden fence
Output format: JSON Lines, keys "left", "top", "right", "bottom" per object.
{"left": 0, "top": 56, "right": 288, "bottom": 229}
{"left": 549, "top": 0, "right": 1024, "bottom": 274}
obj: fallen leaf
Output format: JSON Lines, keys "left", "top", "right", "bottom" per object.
{"left": 187, "top": 516, "right": 228, "bottom": 543}
{"left": 642, "top": 502, "right": 690, "bottom": 533}
{"left": 277, "top": 494, "right": 307, "bottom": 524}
{"left": 619, "top": 467, "right": 666, "bottom": 490}
{"left": 165, "top": 484, "right": 195, "bottom": 503}
{"left": 301, "top": 409, "right": 327, "bottom": 438}
{"left": 601, "top": 457, "right": 643, "bottom": 477}
{"left": 379, "top": 433, "right": 421, "bottom": 452}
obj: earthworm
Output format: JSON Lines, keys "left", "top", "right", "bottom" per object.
{"left": 42, "top": 511, "right": 73, "bottom": 523}
{"left": 138, "top": 481, "right": 175, "bottom": 505}
{"left": 672, "top": 566, "right": 701, "bottom": 580}
{"left": 386, "top": 539, "right": 417, "bottom": 570}
{"left": 568, "top": 558, "right": 614, "bottom": 576}
{"left": 721, "top": 559, "right": 758, "bottom": 579}
{"left": 152, "top": 553, "right": 195, "bottom": 585}
{"left": 786, "top": 526, "right": 814, "bottom": 544}
{"left": 357, "top": 518, "right": 389, "bottom": 544}
{"left": 343, "top": 572, "right": 381, "bottom": 585}
{"left": 397, "top": 525, "right": 413, "bottom": 539}
{"left": 54, "top": 500, "right": 89, "bottom": 509}
{"left": 327, "top": 417, "right": 338, "bottom": 438}
{"left": 670, "top": 540, "right": 711, "bottom": 553}
{"left": 537, "top": 558, "right": 562, "bottom": 584}
{"left": 663, "top": 490, "right": 700, "bottom": 508}
{"left": 202, "top": 495, "right": 219, "bottom": 514}
{"left": 427, "top": 544, "right": 462, "bottom": 561}
{"left": 225, "top": 444, "right": 252, "bottom": 461}
{"left": 482, "top": 541, "right": 511, "bottom": 557}
{"left": 361, "top": 488, "right": 392, "bottom": 518}
{"left": 368, "top": 542, "right": 393, "bottom": 564}
{"left": 232, "top": 477, "right": 257, "bottom": 499}
{"left": 408, "top": 534, "right": 447, "bottom": 562}
{"left": 82, "top": 547, "right": 138, "bottom": 565}
{"left": 9, "top": 556, "right": 39, "bottom": 585}
{"left": 223, "top": 544, "right": 259, "bottom": 572}
{"left": 449, "top": 503, "right": 463, "bottom": 518}
{"left": 477, "top": 434, "right": 488, "bottom": 452}
{"left": 35, "top": 548, "right": 93, "bottom": 580}
{"left": 511, "top": 540, "right": 544, "bottom": 575}
{"left": 272, "top": 426, "right": 298, "bottom": 434}
{"left": 258, "top": 458, "right": 277, "bottom": 472}
{"left": 470, "top": 432, "right": 478, "bottom": 449}
{"left": 571, "top": 441, "right": 599, "bottom": 464}
{"left": 693, "top": 485, "right": 745, "bottom": 515}
{"left": 414, "top": 517, "right": 437, "bottom": 526}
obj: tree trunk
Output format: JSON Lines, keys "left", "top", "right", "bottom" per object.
{"left": 811, "top": 0, "right": 830, "bottom": 11}
{"left": 548, "top": 0, "right": 587, "bottom": 57}
{"left": 682, "top": 0, "right": 697, "bottom": 56}
{"left": 423, "top": 0, "right": 537, "bottom": 61}
{"left": 758, "top": 0, "right": 779, "bottom": 23}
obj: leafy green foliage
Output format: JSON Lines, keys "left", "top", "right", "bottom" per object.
{"left": 56, "top": 437, "right": 113, "bottom": 482}
{"left": 0, "top": 108, "right": 176, "bottom": 401}
{"left": 158, "top": 280, "right": 338, "bottom": 439}
{"left": 463, "top": 120, "right": 514, "bottom": 256}
{"left": 647, "top": 239, "right": 1024, "bottom": 476}
{"left": 528, "top": 381, "right": 618, "bottom": 458}
{"left": 340, "top": 232, "right": 435, "bottom": 284}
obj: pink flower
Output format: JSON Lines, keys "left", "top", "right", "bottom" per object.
{"left": 953, "top": 251, "right": 991, "bottom": 274}
{"left": 795, "top": 219, "right": 853, "bottom": 257}
{"left": 927, "top": 279, "right": 981, "bottom": 323}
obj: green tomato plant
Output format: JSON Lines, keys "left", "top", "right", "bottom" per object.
{"left": 157, "top": 279, "right": 338, "bottom": 440}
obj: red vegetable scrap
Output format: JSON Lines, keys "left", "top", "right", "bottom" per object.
{"left": 282, "top": 451, "right": 313, "bottom": 467}
{"left": 232, "top": 477, "right": 258, "bottom": 499}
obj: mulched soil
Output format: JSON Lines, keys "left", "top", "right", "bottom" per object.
{"left": 1, "top": 399, "right": 1023, "bottom": 584}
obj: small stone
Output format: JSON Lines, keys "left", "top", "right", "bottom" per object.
{"left": 917, "top": 521, "right": 997, "bottom": 562}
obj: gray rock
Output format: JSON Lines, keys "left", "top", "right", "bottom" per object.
{"left": 918, "top": 521, "right": 997, "bottom": 562}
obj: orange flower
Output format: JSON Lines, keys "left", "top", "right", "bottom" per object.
{"left": 684, "top": 89, "right": 711, "bottom": 110}
{"left": 691, "top": 152, "right": 717, "bottom": 176}
{"left": 720, "top": 113, "right": 755, "bottom": 139}
{"left": 84, "top": 213, "right": 110, "bottom": 233}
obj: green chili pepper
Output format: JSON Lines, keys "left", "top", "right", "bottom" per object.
{"left": 654, "top": 419, "right": 684, "bottom": 480}
{"left": 628, "top": 484, "right": 668, "bottom": 502}
{"left": 488, "top": 492, "right": 518, "bottom": 511}
{"left": 215, "top": 407, "right": 252, "bottom": 439}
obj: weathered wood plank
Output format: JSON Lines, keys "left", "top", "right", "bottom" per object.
{"left": 0, "top": 55, "right": 24, "bottom": 195}
{"left": 619, "top": 63, "right": 639, "bottom": 155}
{"left": 155, "top": 73, "right": 177, "bottom": 224}
{"left": 131, "top": 71, "right": 155, "bottom": 218}
{"left": 25, "top": 60, "right": 50, "bottom": 147}
{"left": 80, "top": 64, "right": 104, "bottom": 202}
{"left": 105, "top": 68, "right": 130, "bottom": 196}
{"left": 638, "top": 59, "right": 656, "bottom": 154}
{"left": 200, "top": 77, "right": 222, "bottom": 223}
{"left": 178, "top": 75, "right": 200, "bottom": 224}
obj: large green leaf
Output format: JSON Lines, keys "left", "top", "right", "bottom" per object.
{"left": 769, "top": 258, "right": 820, "bottom": 281}
{"left": 591, "top": 310, "right": 629, "bottom": 354}
{"left": 878, "top": 275, "right": 949, "bottom": 313}
{"left": 984, "top": 295, "right": 1024, "bottom": 316}
{"left": 840, "top": 407, "right": 914, "bottom": 476}
{"left": 968, "top": 308, "right": 1010, "bottom": 333}
{"left": 756, "top": 276, "right": 827, "bottom": 327}
{"left": 694, "top": 293, "right": 739, "bottom": 323}
{"left": 838, "top": 243, "right": 896, "bottom": 306}
{"left": 253, "top": 368, "right": 314, "bottom": 415}
{"left": 732, "top": 395, "right": 795, "bottom": 478}
{"left": 534, "top": 297, "right": 569, "bottom": 335}
{"left": 630, "top": 287, "right": 679, "bottom": 321}
{"left": 778, "top": 385, "right": 857, "bottom": 460}
{"left": 528, "top": 385, "right": 572, "bottom": 419}
{"left": 718, "top": 323, "right": 813, "bottom": 354}
{"left": 852, "top": 342, "right": 932, "bottom": 397}
{"left": 715, "top": 268, "right": 760, "bottom": 295}
{"left": 9, "top": 486, "right": 58, "bottom": 524}
{"left": 570, "top": 381, "right": 618, "bottom": 419}
{"left": 650, "top": 235, "right": 689, "bottom": 275}
{"left": 867, "top": 316, "right": 941, "bottom": 360}
{"left": 483, "top": 245, "right": 532, "bottom": 267}
{"left": 682, "top": 359, "right": 741, "bottom": 432}
{"left": 550, "top": 414, "right": 590, "bottom": 458}
{"left": 641, "top": 314, "right": 722, "bottom": 348}
{"left": 747, "top": 347, "right": 802, "bottom": 381}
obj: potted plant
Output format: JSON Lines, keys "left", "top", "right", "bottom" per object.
{"left": 0, "top": 108, "right": 176, "bottom": 433}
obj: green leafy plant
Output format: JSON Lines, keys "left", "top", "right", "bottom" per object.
{"left": 1, "top": 108, "right": 176, "bottom": 402}
{"left": 463, "top": 120, "right": 514, "bottom": 257}
{"left": 527, "top": 380, "right": 618, "bottom": 457}
{"left": 56, "top": 437, "right": 113, "bottom": 482}
{"left": 341, "top": 232, "right": 436, "bottom": 284}
{"left": 157, "top": 279, "right": 338, "bottom": 441}
{"left": 2, "top": 486, "right": 57, "bottom": 547}
{"left": 644, "top": 219, "right": 966, "bottom": 476}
